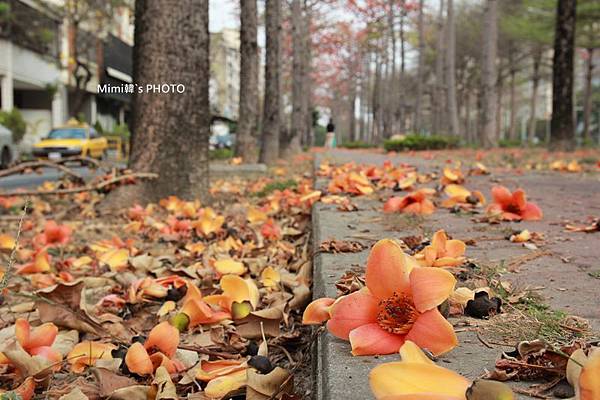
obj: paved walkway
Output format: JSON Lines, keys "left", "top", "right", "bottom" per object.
{"left": 311, "top": 149, "right": 600, "bottom": 400}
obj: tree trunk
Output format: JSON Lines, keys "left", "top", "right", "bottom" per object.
{"left": 107, "top": 0, "right": 209, "bottom": 204}
{"left": 528, "top": 51, "right": 541, "bottom": 143}
{"left": 236, "top": 0, "right": 259, "bottom": 162}
{"left": 301, "top": 6, "right": 312, "bottom": 147}
{"left": 414, "top": 0, "right": 425, "bottom": 134}
{"left": 446, "top": 0, "right": 459, "bottom": 137}
{"left": 479, "top": 0, "right": 498, "bottom": 148}
{"left": 285, "top": 0, "right": 305, "bottom": 156}
{"left": 465, "top": 90, "right": 472, "bottom": 143}
{"left": 496, "top": 73, "right": 503, "bottom": 141}
{"left": 550, "top": 0, "right": 576, "bottom": 151}
{"left": 434, "top": 0, "right": 445, "bottom": 135}
{"left": 582, "top": 48, "right": 594, "bottom": 143}
{"left": 260, "top": 0, "right": 282, "bottom": 164}
{"left": 509, "top": 66, "right": 518, "bottom": 141}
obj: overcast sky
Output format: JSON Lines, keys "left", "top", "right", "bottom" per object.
{"left": 209, "top": 0, "right": 238, "bottom": 32}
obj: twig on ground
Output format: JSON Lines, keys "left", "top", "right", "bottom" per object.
{"left": 0, "top": 160, "right": 83, "bottom": 180}
{"left": 0, "top": 199, "right": 30, "bottom": 292}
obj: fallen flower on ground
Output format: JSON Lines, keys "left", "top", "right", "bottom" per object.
{"left": 567, "top": 347, "right": 600, "bottom": 400}
{"left": 303, "top": 239, "right": 457, "bottom": 356}
{"left": 441, "top": 184, "right": 486, "bottom": 208}
{"left": 12, "top": 319, "right": 61, "bottom": 365}
{"left": 441, "top": 167, "right": 465, "bottom": 185}
{"left": 34, "top": 220, "right": 72, "bottom": 247}
{"left": 370, "top": 340, "right": 514, "bottom": 400}
{"left": 415, "top": 230, "right": 466, "bottom": 268}
{"left": 384, "top": 188, "right": 436, "bottom": 215}
{"left": 486, "top": 186, "right": 543, "bottom": 221}
{"left": 68, "top": 341, "right": 116, "bottom": 372}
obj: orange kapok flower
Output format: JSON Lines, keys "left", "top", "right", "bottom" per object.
{"left": 68, "top": 341, "right": 116, "bottom": 373}
{"left": 441, "top": 184, "right": 486, "bottom": 208}
{"left": 416, "top": 230, "right": 466, "bottom": 268}
{"left": 568, "top": 347, "right": 600, "bottom": 400}
{"left": 261, "top": 219, "right": 282, "bottom": 240}
{"left": 304, "top": 239, "right": 457, "bottom": 356}
{"left": 171, "top": 281, "right": 231, "bottom": 330}
{"left": 14, "top": 319, "right": 62, "bottom": 365}
{"left": 17, "top": 250, "right": 51, "bottom": 274}
{"left": 441, "top": 167, "right": 465, "bottom": 186}
{"left": 486, "top": 186, "right": 543, "bottom": 221}
{"left": 0, "top": 377, "right": 35, "bottom": 400}
{"left": 384, "top": 189, "right": 436, "bottom": 215}
{"left": 302, "top": 298, "right": 335, "bottom": 324}
{"left": 203, "top": 274, "right": 260, "bottom": 319}
{"left": 38, "top": 220, "right": 72, "bottom": 246}
{"left": 196, "top": 359, "right": 248, "bottom": 382}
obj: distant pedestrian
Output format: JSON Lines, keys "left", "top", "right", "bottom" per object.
{"left": 325, "top": 119, "right": 336, "bottom": 148}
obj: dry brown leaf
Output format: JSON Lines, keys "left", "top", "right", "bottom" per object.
{"left": 236, "top": 308, "right": 283, "bottom": 339}
{"left": 92, "top": 367, "right": 138, "bottom": 397}
{"left": 318, "top": 239, "right": 365, "bottom": 253}
{"left": 246, "top": 367, "right": 292, "bottom": 399}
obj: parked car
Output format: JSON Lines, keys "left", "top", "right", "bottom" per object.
{"left": 32, "top": 119, "right": 108, "bottom": 161}
{"left": 0, "top": 123, "right": 18, "bottom": 169}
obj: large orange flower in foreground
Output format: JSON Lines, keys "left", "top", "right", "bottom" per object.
{"left": 304, "top": 239, "right": 457, "bottom": 356}
{"left": 486, "top": 186, "right": 542, "bottom": 221}
{"left": 370, "top": 341, "right": 470, "bottom": 399}
{"left": 384, "top": 189, "right": 436, "bottom": 215}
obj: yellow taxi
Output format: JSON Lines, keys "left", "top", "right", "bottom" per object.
{"left": 32, "top": 119, "right": 108, "bottom": 161}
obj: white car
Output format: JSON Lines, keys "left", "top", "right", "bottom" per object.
{"left": 0, "top": 123, "right": 18, "bottom": 168}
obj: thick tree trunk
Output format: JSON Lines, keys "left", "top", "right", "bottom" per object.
{"left": 434, "top": 0, "right": 445, "bottom": 135}
{"left": 479, "top": 0, "right": 498, "bottom": 148}
{"left": 107, "top": 0, "right": 209, "bottom": 204}
{"left": 583, "top": 48, "right": 594, "bottom": 143}
{"left": 550, "top": 0, "right": 576, "bottom": 151}
{"left": 301, "top": 7, "right": 312, "bottom": 147}
{"left": 236, "top": 0, "right": 259, "bottom": 162}
{"left": 285, "top": 0, "right": 305, "bottom": 156}
{"left": 496, "top": 74, "right": 503, "bottom": 141}
{"left": 528, "top": 52, "right": 541, "bottom": 143}
{"left": 260, "top": 0, "right": 282, "bottom": 164}
{"left": 414, "top": 0, "right": 425, "bottom": 134}
{"left": 509, "top": 67, "right": 518, "bottom": 141}
{"left": 465, "top": 90, "right": 472, "bottom": 143}
{"left": 446, "top": 0, "right": 459, "bottom": 137}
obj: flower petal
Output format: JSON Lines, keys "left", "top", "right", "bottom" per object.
{"left": 491, "top": 186, "right": 512, "bottom": 206}
{"left": 444, "top": 240, "right": 466, "bottom": 258}
{"left": 303, "top": 298, "right": 335, "bottom": 325}
{"left": 398, "top": 341, "right": 434, "bottom": 365}
{"left": 144, "top": 321, "right": 179, "bottom": 357}
{"left": 512, "top": 189, "right": 527, "bottom": 210}
{"left": 521, "top": 202, "right": 543, "bottom": 221}
{"left": 579, "top": 348, "right": 600, "bottom": 400}
{"left": 327, "top": 290, "right": 378, "bottom": 340}
{"left": 125, "top": 342, "right": 153, "bottom": 375}
{"left": 444, "top": 185, "right": 470, "bottom": 200}
{"left": 431, "top": 230, "right": 447, "bottom": 257}
{"left": 349, "top": 323, "right": 406, "bottom": 356}
{"left": 410, "top": 268, "right": 456, "bottom": 312}
{"left": 204, "top": 369, "right": 247, "bottom": 398}
{"left": 221, "top": 275, "right": 259, "bottom": 309}
{"left": 366, "top": 239, "right": 411, "bottom": 299}
{"left": 370, "top": 362, "right": 469, "bottom": 399}
{"left": 406, "top": 309, "right": 458, "bottom": 356}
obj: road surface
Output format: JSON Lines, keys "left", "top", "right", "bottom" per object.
{"left": 0, "top": 165, "right": 109, "bottom": 190}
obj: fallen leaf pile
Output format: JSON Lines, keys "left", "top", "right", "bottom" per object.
{"left": 0, "top": 158, "right": 319, "bottom": 399}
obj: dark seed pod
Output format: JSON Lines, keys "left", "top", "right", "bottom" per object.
{"left": 165, "top": 284, "right": 187, "bottom": 302}
{"left": 244, "top": 341, "right": 259, "bottom": 356}
{"left": 248, "top": 355, "right": 274, "bottom": 374}
{"left": 131, "top": 335, "right": 146, "bottom": 344}
{"left": 465, "top": 292, "right": 502, "bottom": 319}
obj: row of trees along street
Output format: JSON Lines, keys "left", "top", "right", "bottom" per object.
{"left": 108, "top": 0, "right": 599, "bottom": 204}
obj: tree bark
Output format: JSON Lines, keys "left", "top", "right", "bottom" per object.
{"left": 106, "top": 0, "right": 209, "bottom": 204}
{"left": 550, "top": 0, "right": 577, "bottom": 151}
{"left": 236, "top": 0, "right": 259, "bottom": 162}
{"left": 413, "top": 0, "right": 425, "bottom": 134}
{"left": 496, "top": 73, "right": 503, "bottom": 141}
{"left": 479, "top": 0, "right": 498, "bottom": 148}
{"left": 509, "top": 66, "right": 518, "bottom": 141}
{"left": 301, "top": 6, "right": 312, "bottom": 147}
{"left": 528, "top": 51, "right": 541, "bottom": 143}
{"left": 260, "top": 0, "right": 282, "bottom": 164}
{"left": 445, "top": 0, "right": 459, "bottom": 137}
{"left": 582, "top": 48, "right": 594, "bottom": 143}
{"left": 285, "top": 0, "right": 307, "bottom": 156}
{"left": 434, "top": 0, "right": 445, "bottom": 135}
